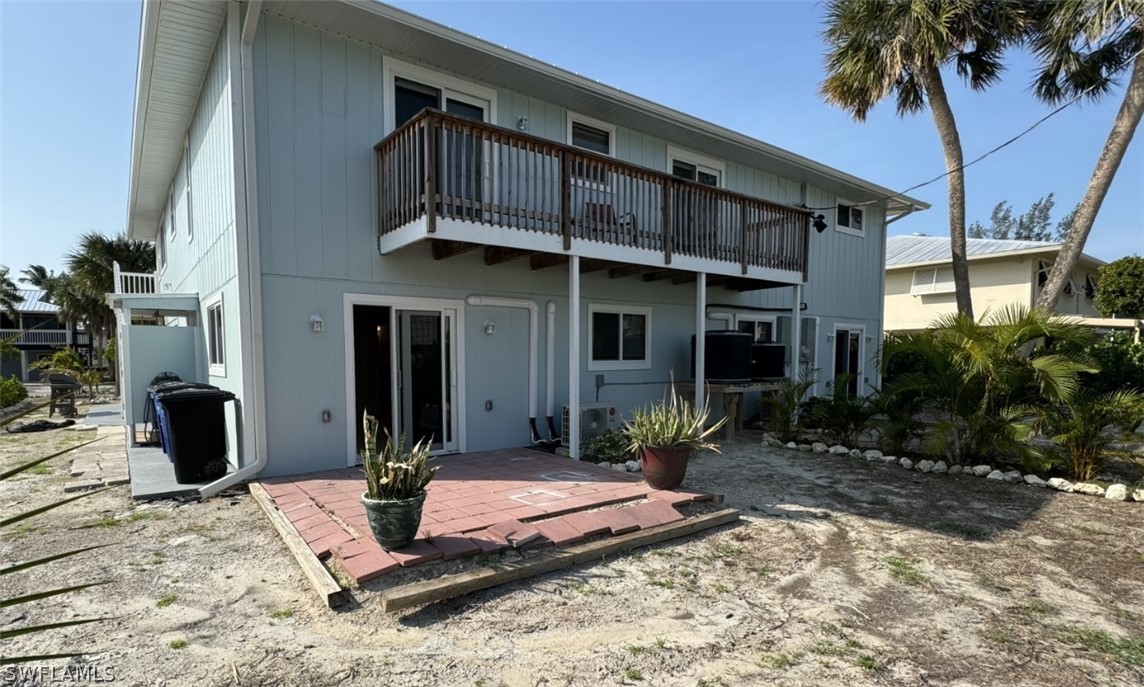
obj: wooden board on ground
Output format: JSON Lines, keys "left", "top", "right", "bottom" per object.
{"left": 249, "top": 482, "right": 351, "bottom": 609}
{"left": 381, "top": 507, "right": 740, "bottom": 613}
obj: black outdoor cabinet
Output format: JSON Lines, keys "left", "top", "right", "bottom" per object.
{"left": 155, "top": 387, "right": 236, "bottom": 484}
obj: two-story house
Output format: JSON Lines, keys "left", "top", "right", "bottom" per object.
{"left": 1, "top": 290, "right": 93, "bottom": 382}
{"left": 111, "top": 0, "right": 926, "bottom": 495}
{"left": 884, "top": 234, "right": 1141, "bottom": 334}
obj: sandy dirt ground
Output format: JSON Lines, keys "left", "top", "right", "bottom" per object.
{"left": 3, "top": 406, "right": 1142, "bottom": 687}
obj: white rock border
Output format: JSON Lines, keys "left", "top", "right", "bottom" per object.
{"left": 759, "top": 432, "right": 1143, "bottom": 504}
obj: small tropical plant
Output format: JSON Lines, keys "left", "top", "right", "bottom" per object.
{"left": 810, "top": 374, "right": 875, "bottom": 447}
{"left": 623, "top": 385, "right": 727, "bottom": 453}
{"left": 763, "top": 369, "right": 817, "bottom": 443}
{"left": 1, "top": 397, "right": 108, "bottom": 664}
{"left": 1023, "top": 389, "right": 1144, "bottom": 481}
{"left": 30, "top": 347, "right": 101, "bottom": 398}
{"left": 1, "top": 375, "right": 28, "bottom": 409}
{"left": 359, "top": 412, "right": 438, "bottom": 501}
{"left": 584, "top": 429, "right": 631, "bottom": 464}
{"left": 867, "top": 387, "right": 924, "bottom": 456}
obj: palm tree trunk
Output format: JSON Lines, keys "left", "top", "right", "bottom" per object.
{"left": 921, "top": 65, "right": 974, "bottom": 319}
{"left": 1037, "top": 48, "right": 1144, "bottom": 312}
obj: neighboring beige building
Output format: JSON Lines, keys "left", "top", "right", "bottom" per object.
{"left": 884, "top": 235, "right": 1132, "bottom": 332}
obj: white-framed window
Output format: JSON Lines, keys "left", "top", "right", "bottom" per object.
{"left": 185, "top": 142, "right": 194, "bottom": 243}
{"left": 1084, "top": 273, "right": 1098, "bottom": 299}
{"left": 382, "top": 57, "right": 497, "bottom": 134}
{"left": 667, "top": 145, "right": 725, "bottom": 188}
{"left": 588, "top": 304, "right": 651, "bottom": 371}
{"left": 735, "top": 315, "right": 776, "bottom": 343}
{"left": 205, "top": 293, "right": 225, "bottom": 376}
{"left": 1036, "top": 260, "right": 1077, "bottom": 294}
{"left": 168, "top": 189, "right": 177, "bottom": 239}
{"left": 567, "top": 112, "right": 615, "bottom": 187}
{"left": 836, "top": 200, "right": 864, "bottom": 237}
{"left": 157, "top": 216, "right": 167, "bottom": 273}
{"left": 910, "top": 266, "right": 955, "bottom": 295}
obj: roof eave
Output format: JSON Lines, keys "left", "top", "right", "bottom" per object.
{"left": 126, "top": 0, "right": 163, "bottom": 241}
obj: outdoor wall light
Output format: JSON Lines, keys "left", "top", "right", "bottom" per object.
{"left": 812, "top": 214, "right": 828, "bottom": 233}
{"left": 310, "top": 314, "right": 324, "bottom": 332}
{"left": 517, "top": 116, "right": 528, "bottom": 131}
{"left": 484, "top": 321, "right": 496, "bottom": 335}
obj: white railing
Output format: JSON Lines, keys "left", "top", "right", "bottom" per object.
{"left": 113, "top": 261, "right": 156, "bottom": 294}
{"left": 0, "top": 329, "right": 70, "bottom": 345}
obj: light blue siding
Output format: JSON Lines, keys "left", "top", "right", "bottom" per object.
{"left": 250, "top": 16, "right": 891, "bottom": 475}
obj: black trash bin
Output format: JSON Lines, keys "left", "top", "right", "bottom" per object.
{"left": 155, "top": 387, "right": 236, "bottom": 484}
{"left": 148, "top": 381, "right": 216, "bottom": 451}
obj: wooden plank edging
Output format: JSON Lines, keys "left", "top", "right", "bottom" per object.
{"left": 249, "top": 482, "right": 351, "bottom": 609}
{"left": 381, "top": 507, "right": 741, "bottom": 613}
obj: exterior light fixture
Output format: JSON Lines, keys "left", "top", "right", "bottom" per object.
{"left": 310, "top": 314, "right": 324, "bottom": 332}
{"left": 517, "top": 116, "right": 528, "bottom": 131}
{"left": 812, "top": 214, "right": 828, "bottom": 233}
{"left": 484, "top": 321, "right": 495, "bottom": 335}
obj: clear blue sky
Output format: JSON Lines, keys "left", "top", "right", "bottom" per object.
{"left": 2, "top": 1, "right": 1141, "bottom": 278}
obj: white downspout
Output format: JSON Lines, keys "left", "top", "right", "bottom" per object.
{"left": 694, "top": 273, "right": 706, "bottom": 411}
{"left": 568, "top": 257, "right": 581, "bottom": 459}
{"left": 465, "top": 294, "right": 541, "bottom": 442}
{"left": 200, "top": 0, "right": 265, "bottom": 498}
{"left": 545, "top": 301, "right": 557, "bottom": 440}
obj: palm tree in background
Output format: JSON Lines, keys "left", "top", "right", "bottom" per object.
{"left": 820, "top": 0, "right": 1030, "bottom": 320}
{"left": 19, "top": 264, "right": 55, "bottom": 289}
{"left": 0, "top": 267, "right": 24, "bottom": 321}
{"left": 1028, "top": 0, "right": 1144, "bottom": 311}
{"left": 59, "top": 233, "right": 155, "bottom": 346}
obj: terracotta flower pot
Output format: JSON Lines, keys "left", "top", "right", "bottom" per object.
{"left": 638, "top": 445, "right": 695, "bottom": 490}
{"left": 360, "top": 490, "right": 427, "bottom": 551}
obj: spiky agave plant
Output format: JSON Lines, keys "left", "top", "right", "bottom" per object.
{"left": 1, "top": 396, "right": 110, "bottom": 665}
{"left": 359, "top": 411, "right": 438, "bottom": 501}
{"left": 623, "top": 384, "right": 727, "bottom": 454}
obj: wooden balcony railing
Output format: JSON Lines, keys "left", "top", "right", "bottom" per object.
{"left": 113, "top": 261, "right": 156, "bottom": 294}
{"left": 374, "top": 109, "right": 810, "bottom": 278}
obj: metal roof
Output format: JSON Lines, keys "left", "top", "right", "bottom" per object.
{"left": 13, "top": 290, "right": 60, "bottom": 315}
{"left": 127, "top": 0, "right": 928, "bottom": 238}
{"left": 885, "top": 235, "right": 1067, "bottom": 268}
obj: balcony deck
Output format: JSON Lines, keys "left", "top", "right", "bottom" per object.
{"left": 375, "top": 110, "right": 811, "bottom": 287}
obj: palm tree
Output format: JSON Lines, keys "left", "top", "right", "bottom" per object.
{"left": 821, "top": 0, "right": 1030, "bottom": 319}
{"left": 19, "top": 264, "right": 54, "bottom": 288}
{"left": 884, "top": 305, "right": 1095, "bottom": 464}
{"left": 0, "top": 266, "right": 24, "bottom": 321}
{"left": 61, "top": 232, "right": 154, "bottom": 345}
{"left": 1024, "top": 388, "right": 1144, "bottom": 480}
{"left": 1028, "top": 0, "right": 1144, "bottom": 311}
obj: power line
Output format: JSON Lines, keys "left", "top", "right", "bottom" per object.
{"left": 805, "top": 45, "right": 1144, "bottom": 212}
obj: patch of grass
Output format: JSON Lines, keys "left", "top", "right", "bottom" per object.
{"left": 1057, "top": 625, "right": 1144, "bottom": 667}
{"left": 755, "top": 565, "right": 774, "bottom": 578}
{"left": 150, "top": 551, "right": 166, "bottom": 565}
{"left": 270, "top": 608, "right": 293, "bottom": 620}
{"left": 654, "top": 637, "right": 667, "bottom": 650}
{"left": 885, "top": 556, "right": 928, "bottom": 585}
{"left": 91, "top": 515, "right": 121, "bottom": 528}
{"left": 625, "top": 644, "right": 649, "bottom": 656}
{"left": 155, "top": 594, "right": 177, "bottom": 608}
{"left": 4, "top": 522, "right": 40, "bottom": 540}
{"left": 622, "top": 666, "right": 643, "bottom": 681}
{"left": 809, "top": 638, "right": 861, "bottom": 658}
{"left": 25, "top": 463, "right": 53, "bottom": 475}
{"left": 1011, "top": 599, "right": 1057, "bottom": 620}
{"left": 168, "top": 638, "right": 187, "bottom": 650}
{"left": 980, "top": 626, "right": 1014, "bottom": 644}
{"left": 710, "top": 541, "right": 746, "bottom": 560}
{"left": 126, "top": 511, "right": 150, "bottom": 522}
{"left": 641, "top": 568, "right": 675, "bottom": 589}
{"left": 760, "top": 651, "right": 801, "bottom": 670}
{"left": 711, "top": 582, "right": 730, "bottom": 594}
{"left": 857, "top": 654, "right": 885, "bottom": 672}
{"left": 651, "top": 549, "right": 680, "bottom": 558}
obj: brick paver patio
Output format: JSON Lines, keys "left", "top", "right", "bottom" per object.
{"left": 258, "top": 448, "right": 714, "bottom": 584}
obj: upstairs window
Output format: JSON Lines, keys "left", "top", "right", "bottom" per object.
{"left": 568, "top": 115, "right": 614, "bottom": 186}
{"left": 668, "top": 146, "right": 724, "bottom": 188}
{"left": 589, "top": 304, "right": 650, "bottom": 370}
{"left": 1084, "top": 274, "right": 1098, "bottom": 299}
{"left": 837, "top": 202, "right": 864, "bottom": 236}
{"left": 910, "top": 267, "right": 955, "bottom": 295}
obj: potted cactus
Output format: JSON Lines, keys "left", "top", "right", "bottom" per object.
{"left": 623, "top": 386, "right": 726, "bottom": 490}
{"left": 359, "top": 411, "right": 439, "bottom": 551}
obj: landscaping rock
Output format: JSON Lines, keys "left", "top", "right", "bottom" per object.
{"left": 828, "top": 445, "right": 849, "bottom": 455}
{"left": 785, "top": 442, "right": 798, "bottom": 450}
{"left": 947, "top": 465, "right": 962, "bottom": 475}
{"left": 624, "top": 460, "right": 640, "bottom": 473}
{"left": 932, "top": 461, "right": 948, "bottom": 474}
{"left": 898, "top": 457, "right": 914, "bottom": 470}
{"left": 1003, "top": 471, "right": 1023, "bottom": 483}
{"left": 1023, "top": 474, "right": 1047, "bottom": 487}
{"left": 882, "top": 455, "right": 899, "bottom": 464}
{"left": 811, "top": 442, "right": 828, "bottom": 454}
{"left": 863, "top": 450, "right": 883, "bottom": 461}
{"left": 972, "top": 465, "right": 993, "bottom": 477}
{"left": 1072, "top": 482, "right": 1105, "bottom": 496}
{"left": 1104, "top": 484, "right": 1129, "bottom": 502}
{"left": 986, "top": 470, "right": 1005, "bottom": 481}
{"left": 849, "top": 449, "right": 862, "bottom": 458}
{"left": 609, "top": 463, "right": 627, "bottom": 472}
{"left": 916, "top": 460, "right": 934, "bottom": 473}
{"left": 1133, "top": 488, "right": 1144, "bottom": 502}
{"left": 797, "top": 444, "right": 813, "bottom": 452}
{"left": 1047, "top": 477, "right": 1074, "bottom": 492}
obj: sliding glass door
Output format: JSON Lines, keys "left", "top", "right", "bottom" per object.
{"left": 395, "top": 309, "right": 458, "bottom": 453}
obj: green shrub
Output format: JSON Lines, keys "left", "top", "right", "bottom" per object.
{"left": 867, "top": 387, "right": 923, "bottom": 455}
{"left": 584, "top": 429, "right": 630, "bottom": 464}
{"left": 810, "top": 374, "right": 874, "bottom": 446}
{"left": 1081, "top": 331, "right": 1144, "bottom": 393}
{"left": 0, "top": 375, "right": 27, "bottom": 408}
{"left": 1094, "top": 256, "right": 1144, "bottom": 319}
{"left": 763, "top": 369, "right": 817, "bottom": 443}
{"left": 1022, "top": 388, "right": 1144, "bottom": 480}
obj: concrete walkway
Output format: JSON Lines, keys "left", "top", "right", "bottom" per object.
{"left": 64, "top": 404, "right": 129, "bottom": 491}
